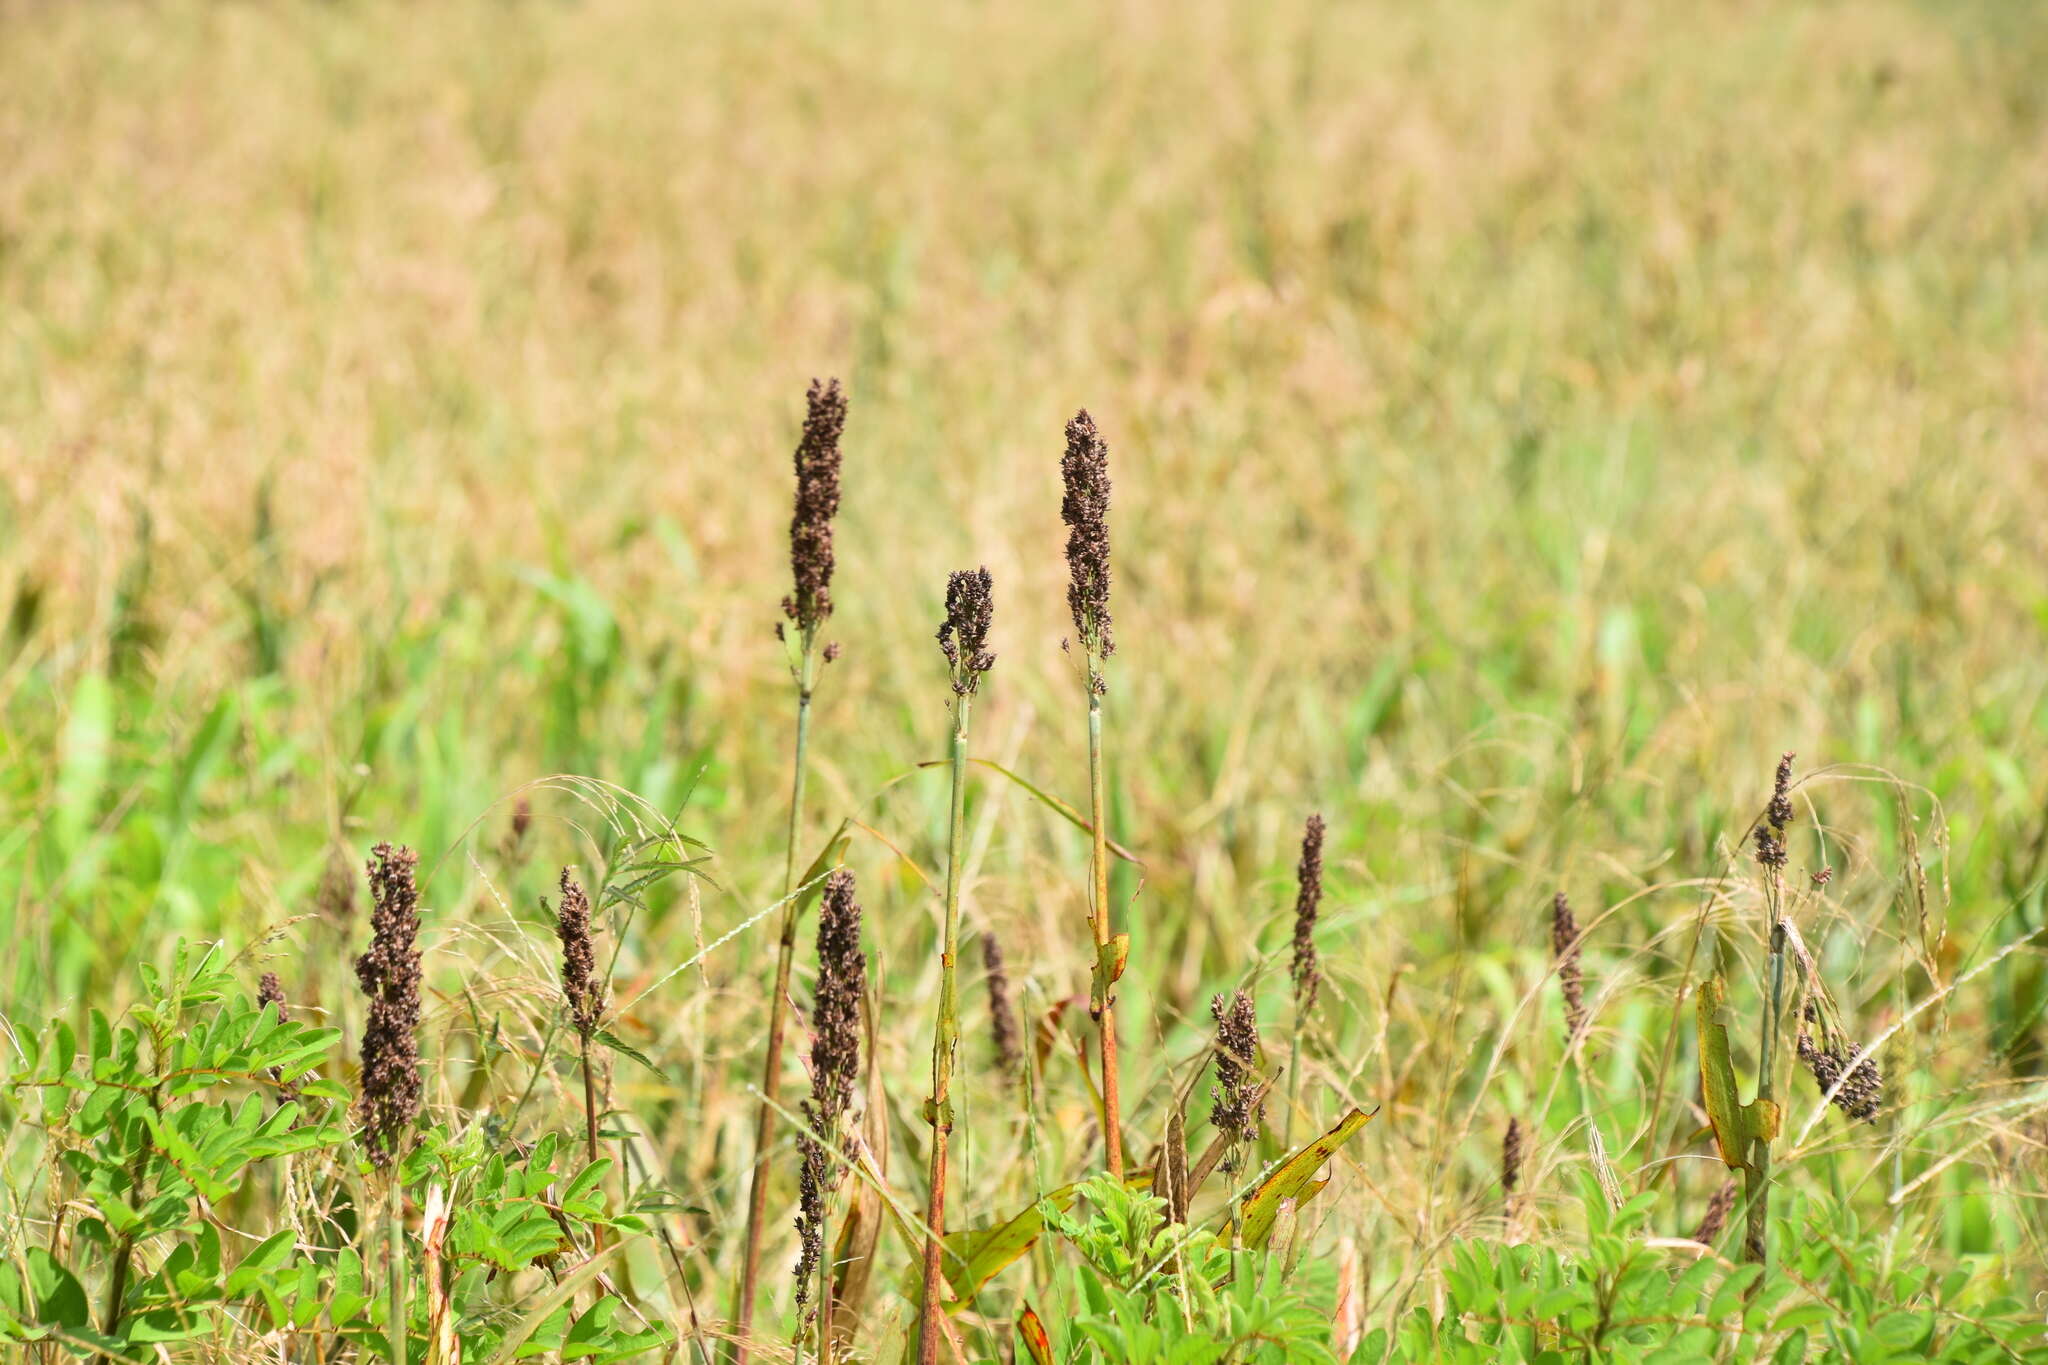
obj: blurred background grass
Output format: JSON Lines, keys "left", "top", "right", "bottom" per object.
{"left": 4, "top": 0, "right": 2048, "bottom": 1328}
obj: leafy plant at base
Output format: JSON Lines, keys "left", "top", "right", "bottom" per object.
{"left": 1380, "top": 1179, "right": 2048, "bottom": 1364}
{"left": 1029, "top": 1173, "right": 1340, "bottom": 1365}
{"left": 0, "top": 942, "right": 349, "bottom": 1354}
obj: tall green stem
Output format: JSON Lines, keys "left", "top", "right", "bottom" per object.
{"left": 735, "top": 639, "right": 818, "bottom": 1364}
{"left": 1086, "top": 691, "right": 1125, "bottom": 1177}
{"left": 1284, "top": 1008, "right": 1305, "bottom": 1151}
{"left": 387, "top": 1175, "right": 406, "bottom": 1365}
{"left": 579, "top": 1031, "right": 600, "bottom": 1167}
{"left": 1744, "top": 884, "right": 1786, "bottom": 1266}
{"left": 915, "top": 699, "right": 972, "bottom": 1365}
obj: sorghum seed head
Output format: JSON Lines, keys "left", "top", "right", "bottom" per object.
{"left": 256, "top": 972, "right": 300, "bottom": 1102}
{"left": 1501, "top": 1117, "right": 1523, "bottom": 1196}
{"left": 1550, "top": 892, "right": 1586, "bottom": 1039}
{"left": 1209, "top": 989, "right": 1263, "bottom": 1165}
{"left": 355, "top": 843, "right": 423, "bottom": 1168}
{"left": 1796, "top": 1008, "right": 1883, "bottom": 1122}
{"left": 983, "top": 930, "right": 1023, "bottom": 1080}
{"left": 795, "top": 869, "right": 866, "bottom": 1312}
{"left": 1692, "top": 1179, "right": 1737, "bottom": 1244}
{"left": 317, "top": 849, "right": 356, "bottom": 926}
{"left": 805, "top": 870, "right": 866, "bottom": 1142}
{"left": 936, "top": 567, "right": 996, "bottom": 696}
{"left": 257, "top": 971, "right": 288, "bottom": 1023}
{"left": 554, "top": 868, "right": 605, "bottom": 1037}
{"left": 1756, "top": 752, "right": 1796, "bottom": 871}
{"left": 1060, "top": 409, "right": 1114, "bottom": 677}
{"left": 1290, "top": 814, "right": 1326, "bottom": 1012}
{"left": 782, "top": 378, "right": 848, "bottom": 638}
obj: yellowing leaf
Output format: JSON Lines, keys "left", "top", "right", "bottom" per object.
{"left": 1017, "top": 1304, "right": 1054, "bottom": 1365}
{"left": 1696, "top": 975, "right": 1779, "bottom": 1172}
{"left": 1240, "top": 1109, "right": 1374, "bottom": 1249}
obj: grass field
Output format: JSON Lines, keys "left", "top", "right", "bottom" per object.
{"left": 4, "top": 0, "right": 2048, "bottom": 1359}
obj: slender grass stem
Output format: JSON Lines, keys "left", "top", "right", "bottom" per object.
{"left": 735, "top": 639, "right": 818, "bottom": 1363}
{"left": 1744, "top": 897, "right": 1786, "bottom": 1266}
{"left": 1284, "top": 1009, "right": 1305, "bottom": 1151}
{"left": 915, "top": 698, "right": 972, "bottom": 1365}
{"left": 579, "top": 1031, "right": 600, "bottom": 1167}
{"left": 387, "top": 1175, "right": 406, "bottom": 1365}
{"left": 1087, "top": 691, "right": 1125, "bottom": 1178}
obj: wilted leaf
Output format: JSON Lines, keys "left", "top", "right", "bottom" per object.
{"left": 1239, "top": 1109, "right": 1374, "bottom": 1249}
{"left": 1697, "top": 975, "right": 1779, "bottom": 1172}
{"left": 1017, "top": 1304, "right": 1054, "bottom": 1365}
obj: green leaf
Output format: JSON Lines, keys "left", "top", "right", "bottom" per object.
{"left": 15, "top": 1250, "right": 90, "bottom": 1329}
{"left": 482, "top": 1245, "right": 622, "bottom": 1365}
{"left": 225, "top": 1230, "right": 296, "bottom": 1297}
{"left": 593, "top": 1029, "right": 663, "bottom": 1080}
{"left": 1697, "top": 975, "right": 1779, "bottom": 1172}
{"left": 1239, "top": 1109, "right": 1374, "bottom": 1249}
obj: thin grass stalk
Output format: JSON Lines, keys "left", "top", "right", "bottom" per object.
{"left": 915, "top": 695, "right": 973, "bottom": 1365}
{"left": 1744, "top": 904, "right": 1786, "bottom": 1265}
{"left": 741, "top": 378, "right": 844, "bottom": 1364}
{"left": 735, "top": 638, "right": 818, "bottom": 1361}
{"left": 1743, "top": 753, "right": 1796, "bottom": 1266}
{"left": 387, "top": 1175, "right": 406, "bottom": 1365}
{"left": 579, "top": 1031, "right": 600, "bottom": 1167}
{"left": 1087, "top": 693, "right": 1125, "bottom": 1178}
{"left": 1284, "top": 1006, "right": 1303, "bottom": 1151}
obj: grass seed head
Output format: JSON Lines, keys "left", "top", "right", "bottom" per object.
{"left": 1210, "top": 989, "right": 1264, "bottom": 1165}
{"left": 1501, "top": 1116, "right": 1522, "bottom": 1195}
{"left": 795, "top": 869, "right": 866, "bottom": 1311}
{"left": 257, "top": 971, "right": 288, "bottom": 1023}
{"left": 936, "top": 566, "right": 996, "bottom": 695}
{"left": 316, "top": 849, "right": 356, "bottom": 926}
{"left": 782, "top": 377, "right": 847, "bottom": 640}
{"left": 1693, "top": 1179, "right": 1738, "bottom": 1244}
{"left": 1797, "top": 1001, "right": 1883, "bottom": 1122}
{"left": 1756, "top": 751, "right": 1796, "bottom": 871}
{"left": 1550, "top": 891, "right": 1586, "bottom": 1039}
{"left": 1290, "top": 813, "right": 1327, "bottom": 1012}
{"left": 554, "top": 868, "right": 605, "bottom": 1037}
{"left": 982, "top": 929, "right": 1023, "bottom": 1080}
{"left": 1060, "top": 409, "right": 1114, "bottom": 685}
{"left": 355, "top": 842, "right": 423, "bottom": 1168}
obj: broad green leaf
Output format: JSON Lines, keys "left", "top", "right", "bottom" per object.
{"left": 1697, "top": 975, "right": 1778, "bottom": 1172}
{"left": 481, "top": 1244, "right": 621, "bottom": 1365}
{"left": 1239, "top": 1109, "right": 1374, "bottom": 1249}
